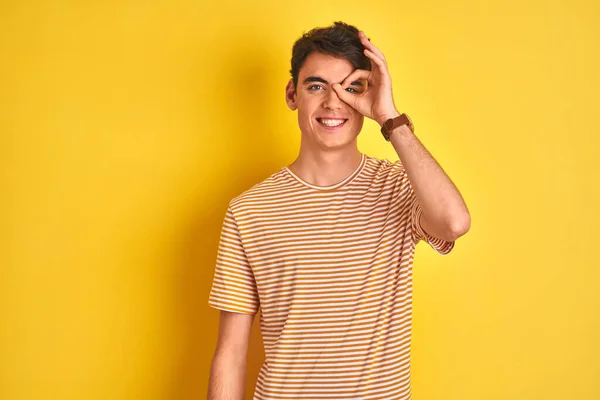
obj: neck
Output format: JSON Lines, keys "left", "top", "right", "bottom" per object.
{"left": 288, "top": 147, "right": 363, "bottom": 187}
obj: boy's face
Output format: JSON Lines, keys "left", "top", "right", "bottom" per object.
{"left": 286, "top": 52, "right": 365, "bottom": 151}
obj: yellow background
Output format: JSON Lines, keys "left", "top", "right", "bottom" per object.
{"left": 1, "top": 0, "right": 599, "bottom": 399}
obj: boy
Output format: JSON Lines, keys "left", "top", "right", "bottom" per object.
{"left": 208, "top": 21, "right": 470, "bottom": 400}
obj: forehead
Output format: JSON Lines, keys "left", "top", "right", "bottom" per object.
{"left": 298, "top": 52, "right": 355, "bottom": 82}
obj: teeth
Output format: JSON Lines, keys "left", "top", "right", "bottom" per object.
{"left": 319, "top": 119, "right": 346, "bottom": 127}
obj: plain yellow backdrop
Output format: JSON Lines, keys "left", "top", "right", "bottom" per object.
{"left": 1, "top": 0, "right": 599, "bottom": 399}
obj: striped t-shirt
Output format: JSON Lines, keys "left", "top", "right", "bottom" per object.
{"left": 208, "top": 153, "right": 455, "bottom": 400}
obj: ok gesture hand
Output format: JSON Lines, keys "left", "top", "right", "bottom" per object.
{"left": 333, "top": 31, "right": 400, "bottom": 126}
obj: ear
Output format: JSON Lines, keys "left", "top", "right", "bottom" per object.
{"left": 285, "top": 78, "right": 297, "bottom": 111}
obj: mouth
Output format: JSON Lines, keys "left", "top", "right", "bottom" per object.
{"left": 316, "top": 117, "right": 348, "bottom": 131}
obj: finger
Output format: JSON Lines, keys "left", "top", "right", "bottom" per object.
{"left": 359, "top": 31, "right": 386, "bottom": 62}
{"left": 364, "top": 49, "right": 386, "bottom": 71}
{"left": 364, "top": 49, "right": 392, "bottom": 85}
{"left": 360, "top": 31, "right": 386, "bottom": 62}
{"left": 341, "top": 69, "right": 371, "bottom": 89}
{"left": 332, "top": 83, "right": 359, "bottom": 109}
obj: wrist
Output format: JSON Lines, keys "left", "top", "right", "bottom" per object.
{"left": 377, "top": 111, "right": 401, "bottom": 127}
{"left": 379, "top": 113, "right": 415, "bottom": 142}
{"left": 389, "top": 123, "right": 414, "bottom": 139}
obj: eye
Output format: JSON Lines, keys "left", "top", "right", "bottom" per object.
{"left": 308, "top": 84, "right": 324, "bottom": 91}
{"left": 345, "top": 87, "right": 359, "bottom": 94}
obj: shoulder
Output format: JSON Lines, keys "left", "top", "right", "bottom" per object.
{"left": 363, "top": 154, "right": 407, "bottom": 179}
{"left": 228, "top": 166, "right": 296, "bottom": 214}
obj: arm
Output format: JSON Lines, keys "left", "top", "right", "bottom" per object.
{"left": 332, "top": 31, "right": 470, "bottom": 242}
{"left": 387, "top": 122, "right": 470, "bottom": 242}
{"left": 207, "top": 310, "right": 255, "bottom": 400}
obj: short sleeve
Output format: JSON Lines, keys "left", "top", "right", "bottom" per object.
{"left": 409, "top": 196, "right": 455, "bottom": 255}
{"left": 394, "top": 161, "right": 455, "bottom": 255}
{"left": 208, "top": 205, "right": 260, "bottom": 314}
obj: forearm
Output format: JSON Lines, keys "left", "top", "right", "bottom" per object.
{"left": 389, "top": 125, "right": 469, "bottom": 232}
{"left": 207, "top": 355, "right": 247, "bottom": 400}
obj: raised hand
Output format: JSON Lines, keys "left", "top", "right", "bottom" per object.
{"left": 332, "top": 31, "right": 400, "bottom": 126}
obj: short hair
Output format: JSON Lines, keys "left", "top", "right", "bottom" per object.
{"left": 290, "top": 21, "right": 372, "bottom": 88}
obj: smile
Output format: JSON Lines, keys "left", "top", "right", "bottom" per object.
{"left": 316, "top": 118, "right": 348, "bottom": 129}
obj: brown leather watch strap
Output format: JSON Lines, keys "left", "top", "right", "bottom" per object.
{"left": 380, "top": 113, "right": 414, "bottom": 141}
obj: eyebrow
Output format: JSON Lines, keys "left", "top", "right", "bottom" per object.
{"left": 303, "top": 76, "right": 363, "bottom": 86}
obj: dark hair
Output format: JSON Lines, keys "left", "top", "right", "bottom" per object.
{"left": 290, "top": 21, "right": 371, "bottom": 87}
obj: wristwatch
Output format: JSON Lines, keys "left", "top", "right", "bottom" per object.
{"left": 380, "top": 113, "right": 414, "bottom": 141}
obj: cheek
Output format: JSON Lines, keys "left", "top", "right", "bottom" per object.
{"left": 297, "top": 99, "right": 318, "bottom": 120}
{"left": 354, "top": 118, "right": 365, "bottom": 132}
{"left": 297, "top": 107, "right": 311, "bottom": 122}
{"left": 349, "top": 107, "right": 363, "bottom": 119}
{"left": 296, "top": 106, "right": 314, "bottom": 131}
{"left": 351, "top": 112, "right": 364, "bottom": 126}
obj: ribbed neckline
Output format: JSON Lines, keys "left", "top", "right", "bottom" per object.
{"left": 284, "top": 153, "right": 367, "bottom": 191}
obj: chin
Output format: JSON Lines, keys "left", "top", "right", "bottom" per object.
{"left": 315, "top": 134, "right": 359, "bottom": 150}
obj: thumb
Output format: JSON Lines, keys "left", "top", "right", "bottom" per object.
{"left": 332, "top": 83, "right": 357, "bottom": 108}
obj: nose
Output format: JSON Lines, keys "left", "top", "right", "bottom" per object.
{"left": 322, "top": 87, "right": 343, "bottom": 110}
